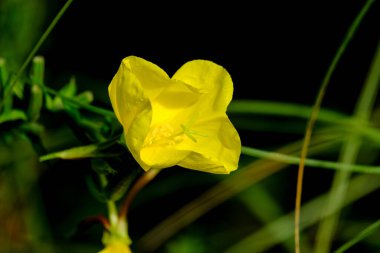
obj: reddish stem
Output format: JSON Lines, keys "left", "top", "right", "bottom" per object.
{"left": 119, "top": 169, "right": 160, "bottom": 220}
{"left": 79, "top": 214, "right": 110, "bottom": 231}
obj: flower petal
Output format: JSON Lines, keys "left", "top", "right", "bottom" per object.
{"left": 177, "top": 116, "right": 241, "bottom": 174}
{"left": 123, "top": 107, "right": 152, "bottom": 170}
{"left": 172, "top": 60, "right": 233, "bottom": 113}
{"left": 109, "top": 56, "right": 156, "bottom": 170}
{"left": 150, "top": 81, "right": 201, "bottom": 126}
{"left": 108, "top": 57, "right": 150, "bottom": 133}
{"left": 122, "top": 56, "right": 170, "bottom": 99}
{"left": 141, "top": 145, "right": 190, "bottom": 169}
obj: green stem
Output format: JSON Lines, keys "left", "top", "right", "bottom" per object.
{"left": 43, "top": 86, "right": 115, "bottom": 118}
{"left": 98, "top": 174, "right": 118, "bottom": 227}
{"left": 294, "top": 1, "right": 375, "bottom": 252}
{"left": 333, "top": 218, "right": 380, "bottom": 253}
{"left": 107, "top": 200, "right": 119, "bottom": 228}
{"left": 241, "top": 146, "right": 380, "bottom": 174}
{"left": 0, "top": 58, "right": 13, "bottom": 113}
{"left": 0, "top": 0, "right": 75, "bottom": 111}
{"left": 28, "top": 56, "right": 44, "bottom": 121}
{"left": 228, "top": 100, "right": 347, "bottom": 124}
{"left": 224, "top": 173, "right": 380, "bottom": 253}
{"left": 314, "top": 26, "right": 380, "bottom": 253}
{"left": 229, "top": 99, "right": 380, "bottom": 146}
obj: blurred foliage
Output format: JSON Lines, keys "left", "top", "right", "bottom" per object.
{"left": 0, "top": 0, "right": 47, "bottom": 69}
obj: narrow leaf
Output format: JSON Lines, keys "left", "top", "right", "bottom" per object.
{"left": 333, "top": 219, "right": 380, "bottom": 253}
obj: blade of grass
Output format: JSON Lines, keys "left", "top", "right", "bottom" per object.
{"left": 0, "top": 0, "right": 74, "bottom": 112}
{"left": 294, "top": 1, "right": 375, "bottom": 252}
{"left": 229, "top": 99, "right": 380, "bottom": 146}
{"left": 333, "top": 219, "right": 380, "bottom": 253}
{"left": 241, "top": 146, "right": 380, "bottom": 174}
{"left": 314, "top": 38, "right": 380, "bottom": 252}
{"left": 228, "top": 100, "right": 347, "bottom": 125}
{"left": 224, "top": 173, "right": 380, "bottom": 253}
{"left": 239, "top": 185, "right": 314, "bottom": 253}
{"left": 136, "top": 131, "right": 342, "bottom": 252}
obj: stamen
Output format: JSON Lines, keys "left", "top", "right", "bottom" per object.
{"left": 144, "top": 123, "right": 207, "bottom": 147}
{"left": 181, "top": 124, "right": 198, "bottom": 142}
{"left": 180, "top": 124, "right": 208, "bottom": 142}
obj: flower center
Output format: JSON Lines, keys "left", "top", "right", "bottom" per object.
{"left": 143, "top": 123, "right": 206, "bottom": 148}
{"left": 180, "top": 124, "right": 200, "bottom": 142}
{"left": 143, "top": 124, "right": 184, "bottom": 147}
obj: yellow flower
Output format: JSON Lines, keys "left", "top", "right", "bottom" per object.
{"left": 109, "top": 56, "right": 241, "bottom": 174}
{"left": 99, "top": 241, "right": 132, "bottom": 253}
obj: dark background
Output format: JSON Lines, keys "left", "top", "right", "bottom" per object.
{"left": 41, "top": 1, "right": 380, "bottom": 113}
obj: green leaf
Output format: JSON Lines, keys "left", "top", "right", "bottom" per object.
{"left": 44, "top": 93, "right": 56, "bottom": 111}
{"left": 76, "top": 91, "right": 94, "bottom": 104}
{"left": 39, "top": 137, "right": 122, "bottom": 162}
{"left": 59, "top": 76, "right": 77, "bottom": 98}
{"left": 12, "top": 80, "right": 24, "bottom": 99}
{"left": 19, "top": 122, "right": 44, "bottom": 135}
{"left": 42, "top": 85, "right": 115, "bottom": 117}
{"left": 228, "top": 99, "right": 347, "bottom": 125}
{"left": 0, "top": 109, "right": 27, "bottom": 124}
{"left": 333, "top": 219, "right": 380, "bottom": 253}
{"left": 43, "top": 77, "right": 96, "bottom": 116}
{"left": 45, "top": 77, "right": 78, "bottom": 111}
{"left": 39, "top": 144, "right": 99, "bottom": 161}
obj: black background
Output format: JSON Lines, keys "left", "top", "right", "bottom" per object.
{"left": 41, "top": 0, "right": 380, "bottom": 113}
